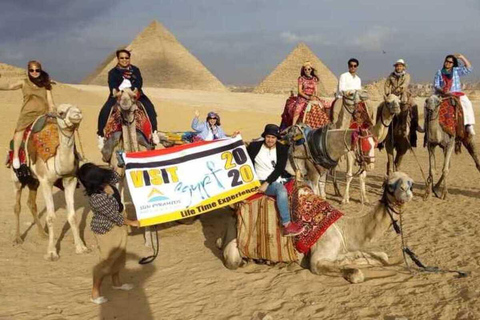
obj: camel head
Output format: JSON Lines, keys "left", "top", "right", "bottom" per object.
{"left": 384, "top": 171, "right": 414, "bottom": 208}
{"left": 425, "top": 94, "right": 441, "bottom": 114}
{"left": 114, "top": 88, "right": 137, "bottom": 112}
{"left": 384, "top": 94, "right": 401, "bottom": 115}
{"left": 56, "top": 104, "right": 83, "bottom": 130}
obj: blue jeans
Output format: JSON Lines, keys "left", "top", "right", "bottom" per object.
{"left": 264, "top": 182, "right": 291, "bottom": 225}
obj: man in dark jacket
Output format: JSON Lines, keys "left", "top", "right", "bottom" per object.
{"left": 247, "top": 124, "right": 304, "bottom": 236}
{"left": 97, "top": 49, "right": 159, "bottom": 148}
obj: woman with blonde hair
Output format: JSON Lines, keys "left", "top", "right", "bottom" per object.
{"left": 0, "top": 60, "right": 55, "bottom": 169}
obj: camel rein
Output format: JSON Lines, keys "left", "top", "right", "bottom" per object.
{"left": 382, "top": 188, "right": 468, "bottom": 278}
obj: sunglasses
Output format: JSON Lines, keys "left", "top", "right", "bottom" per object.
{"left": 445, "top": 60, "right": 454, "bottom": 63}
{"left": 349, "top": 64, "right": 358, "bottom": 68}
{"left": 119, "top": 57, "right": 130, "bottom": 60}
{"left": 208, "top": 117, "right": 217, "bottom": 120}
{"left": 29, "top": 69, "right": 41, "bottom": 72}
{"left": 305, "top": 67, "right": 312, "bottom": 71}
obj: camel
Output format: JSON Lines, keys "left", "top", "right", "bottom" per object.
{"left": 341, "top": 94, "right": 401, "bottom": 204}
{"left": 385, "top": 100, "right": 420, "bottom": 175}
{"left": 423, "top": 95, "right": 480, "bottom": 199}
{"left": 220, "top": 171, "right": 414, "bottom": 283}
{"left": 13, "top": 104, "right": 88, "bottom": 261}
{"left": 106, "top": 88, "right": 156, "bottom": 246}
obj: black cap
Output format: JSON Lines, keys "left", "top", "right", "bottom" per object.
{"left": 261, "top": 124, "right": 280, "bottom": 138}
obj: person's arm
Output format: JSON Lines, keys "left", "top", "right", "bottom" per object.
{"left": 402, "top": 73, "right": 411, "bottom": 92}
{"left": 124, "top": 218, "right": 139, "bottom": 227}
{"left": 217, "top": 126, "right": 227, "bottom": 138}
{"left": 455, "top": 53, "right": 472, "bottom": 76}
{"left": 384, "top": 77, "right": 392, "bottom": 97}
{"left": 131, "top": 66, "right": 143, "bottom": 92}
{"left": 0, "top": 80, "right": 23, "bottom": 91}
{"left": 297, "top": 77, "right": 309, "bottom": 100}
{"left": 433, "top": 71, "right": 443, "bottom": 93}
{"left": 46, "top": 90, "right": 55, "bottom": 111}
{"left": 191, "top": 113, "right": 205, "bottom": 132}
{"left": 338, "top": 73, "right": 347, "bottom": 94}
{"left": 108, "top": 69, "right": 119, "bottom": 96}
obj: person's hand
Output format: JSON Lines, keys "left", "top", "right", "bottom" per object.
{"left": 454, "top": 53, "right": 463, "bottom": 58}
{"left": 231, "top": 130, "right": 240, "bottom": 137}
{"left": 104, "top": 184, "right": 114, "bottom": 195}
{"left": 258, "top": 182, "right": 268, "bottom": 193}
{"left": 129, "top": 220, "right": 140, "bottom": 227}
{"left": 194, "top": 110, "right": 200, "bottom": 118}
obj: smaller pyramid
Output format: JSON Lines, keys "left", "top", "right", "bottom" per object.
{"left": 0, "top": 62, "right": 26, "bottom": 81}
{"left": 254, "top": 43, "right": 338, "bottom": 96}
{"left": 84, "top": 21, "right": 227, "bottom": 92}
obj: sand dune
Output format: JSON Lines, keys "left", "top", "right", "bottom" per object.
{"left": 1, "top": 84, "right": 480, "bottom": 320}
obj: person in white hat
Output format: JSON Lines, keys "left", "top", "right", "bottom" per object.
{"left": 384, "top": 59, "right": 422, "bottom": 137}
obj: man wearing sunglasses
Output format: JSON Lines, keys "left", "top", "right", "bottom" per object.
{"left": 247, "top": 124, "right": 305, "bottom": 236}
{"left": 336, "top": 58, "right": 362, "bottom": 98}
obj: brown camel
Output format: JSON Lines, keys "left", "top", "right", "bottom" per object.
{"left": 13, "top": 104, "right": 88, "bottom": 261}
{"left": 424, "top": 95, "right": 480, "bottom": 199}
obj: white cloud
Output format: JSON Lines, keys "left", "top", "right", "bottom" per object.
{"left": 280, "top": 31, "right": 332, "bottom": 46}
{"left": 351, "top": 26, "right": 394, "bottom": 51}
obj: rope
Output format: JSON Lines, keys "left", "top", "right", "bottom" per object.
{"left": 75, "top": 128, "right": 88, "bottom": 162}
{"left": 139, "top": 226, "right": 160, "bottom": 264}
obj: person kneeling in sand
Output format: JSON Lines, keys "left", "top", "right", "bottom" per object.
{"left": 247, "top": 124, "right": 305, "bottom": 236}
{"left": 78, "top": 163, "right": 140, "bottom": 305}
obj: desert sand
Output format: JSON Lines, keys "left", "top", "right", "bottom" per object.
{"left": 1, "top": 84, "right": 480, "bottom": 320}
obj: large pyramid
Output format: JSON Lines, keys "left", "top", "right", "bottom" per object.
{"left": 83, "top": 21, "right": 227, "bottom": 92}
{"left": 254, "top": 43, "right": 338, "bottom": 96}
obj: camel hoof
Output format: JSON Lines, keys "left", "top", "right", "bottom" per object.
{"left": 13, "top": 237, "right": 23, "bottom": 245}
{"left": 433, "top": 187, "right": 445, "bottom": 199}
{"left": 44, "top": 252, "right": 60, "bottom": 261}
{"left": 76, "top": 245, "right": 90, "bottom": 254}
{"left": 341, "top": 198, "right": 349, "bottom": 205}
{"left": 342, "top": 268, "right": 364, "bottom": 283}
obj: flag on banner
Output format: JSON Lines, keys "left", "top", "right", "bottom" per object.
{"left": 122, "top": 136, "right": 260, "bottom": 226}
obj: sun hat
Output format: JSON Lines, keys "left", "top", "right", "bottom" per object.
{"left": 393, "top": 59, "right": 407, "bottom": 68}
{"left": 261, "top": 124, "right": 280, "bottom": 138}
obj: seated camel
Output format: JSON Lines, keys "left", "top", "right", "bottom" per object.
{"left": 220, "top": 171, "right": 414, "bottom": 283}
{"left": 13, "top": 104, "right": 88, "bottom": 261}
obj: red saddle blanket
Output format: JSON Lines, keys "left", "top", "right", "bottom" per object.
{"left": 236, "top": 181, "right": 343, "bottom": 262}
{"left": 104, "top": 103, "right": 152, "bottom": 141}
{"left": 439, "top": 97, "right": 465, "bottom": 138}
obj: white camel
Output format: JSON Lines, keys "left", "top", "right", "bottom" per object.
{"left": 13, "top": 104, "right": 88, "bottom": 261}
{"left": 220, "top": 171, "right": 413, "bottom": 283}
{"left": 106, "top": 88, "right": 156, "bottom": 247}
{"left": 341, "top": 94, "right": 401, "bottom": 204}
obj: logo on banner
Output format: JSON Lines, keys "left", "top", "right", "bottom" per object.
{"left": 147, "top": 188, "right": 169, "bottom": 203}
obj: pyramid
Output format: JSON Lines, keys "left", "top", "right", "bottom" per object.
{"left": 83, "top": 21, "right": 227, "bottom": 92}
{"left": 253, "top": 43, "right": 338, "bottom": 96}
{"left": 0, "top": 62, "right": 26, "bottom": 81}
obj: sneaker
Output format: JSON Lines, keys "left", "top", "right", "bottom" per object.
{"left": 152, "top": 131, "right": 160, "bottom": 145}
{"left": 97, "top": 136, "right": 104, "bottom": 151}
{"left": 466, "top": 125, "right": 476, "bottom": 136}
{"left": 283, "top": 221, "right": 305, "bottom": 237}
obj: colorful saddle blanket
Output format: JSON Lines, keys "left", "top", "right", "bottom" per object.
{"left": 236, "top": 182, "right": 343, "bottom": 262}
{"left": 439, "top": 96, "right": 465, "bottom": 139}
{"left": 104, "top": 103, "right": 153, "bottom": 142}
{"left": 28, "top": 118, "right": 60, "bottom": 162}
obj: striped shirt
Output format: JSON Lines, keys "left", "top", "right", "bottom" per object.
{"left": 89, "top": 172, "right": 125, "bottom": 234}
{"left": 434, "top": 66, "right": 472, "bottom": 93}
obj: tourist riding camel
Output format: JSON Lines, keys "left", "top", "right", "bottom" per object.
{"left": 337, "top": 58, "right": 362, "bottom": 99}
{"left": 434, "top": 53, "right": 474, "bottom": 135}
{"left": 247, "top": 124, "right": 304, "bottom": 236}
{"left": 191, "top": 110, "right": 227, "bottom": 141}
{"left": 280, "top": 62, "right": 329, "bottom": 130}
{"left": 0, "top": 60, "right": 55, "bottom": 170}
{"left": 97, "top": 49, "right": 159, "bottom": 148}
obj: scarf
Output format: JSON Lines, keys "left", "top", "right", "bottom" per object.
{"left": 394, "top": 70, "right": 406, "bottom": 77}
{"left": 441, "top": 68, "right": 453, "bottom": 80}
{"left": 209, "top": 124, "right": 219, "bottom": 140}
{"left": 116, "top": 65, "right": 134, "bottom": 80}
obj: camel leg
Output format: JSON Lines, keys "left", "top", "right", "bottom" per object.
{"left": 221, "top": 215, "right": 243, "bottom": 270}
{"left": 64, "top": 177, "right": 88, "bottom": 254}
{"left": 40, "top": 180, "right": 59, "bottom": 261}
{"left": 318, "top": 171, "right": 327, "bottom": 199}
{"left": 341, "top": 153, "right": 354, "bottom": 204}
{"left": 434, "top": 142, "right": 454, "bottom": 199}
{"left": 394, "top": 144, "right": 408, "bottom": 172}
{"left": 13, "top": 181, "right": 23, "bottom": 245}
{"left": 331, "top": 168, "right": 342, "bottom": 197}
{"left": 27, "top": 182, "right": 47, "bottom": 238}
{"left": 424, "top": 144, "right": 436, "bottom": 200}
{"left": 462, "top": 139, "right": 480, "bottom": 172}
{"left": 386, "top": 139, "right": 395, "bottom": 176}
{"left": 359, "top": 170, "right": 369, "bottom": 205}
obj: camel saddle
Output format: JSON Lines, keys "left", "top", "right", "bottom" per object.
{"left": 331, "top": 97, "right": 373, "bottom": 129}
{"left": 438, "top": 96, "right": 465, "bottom": 139}
{"left": 236, "top": 182, "right": 343, "bottom": 262}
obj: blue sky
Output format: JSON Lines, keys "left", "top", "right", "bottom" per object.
{"left": 1, "top": 0, "right": 479, "bottom": 85}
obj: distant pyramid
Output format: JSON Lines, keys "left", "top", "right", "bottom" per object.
{"left": 254, "top": 43, "right": 338, "bottom": 96}
{"left": 0, "top": 62, "right": 26, "bottom": 80}
{"left": 83, "top": 21, "right": 227, "bottom": 92}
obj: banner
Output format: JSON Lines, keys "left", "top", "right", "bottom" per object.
{"left": 122, "top": 136, "right": 260, "bottom": 226}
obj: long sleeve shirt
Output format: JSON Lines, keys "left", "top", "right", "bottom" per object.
{"left": 433, "top": 66, "right": 472, "bottom": 93}
{"left": 191, "top": 117, "right": 227, "bottom": 140}
{"left": 89, "top": 172, "right": 124, "bottom": 234}
{"left": 336, "top": 72, "right": 362, "bottom": 98}
{"left": 384, "top": 72, "right": 411, "bottom": 97}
